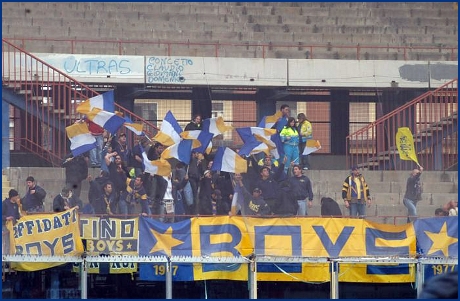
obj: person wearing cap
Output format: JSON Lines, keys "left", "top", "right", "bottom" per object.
{"left": 2, "top": 189, "right": 21, "bottom": 225}
{"left": 234, "top": 176, "right": 271, "bottom": 216}
{"left": 403, "top": 166, "right": 424, "bottom": 222}
{"left": 199, "top": 189, "right": 230, "bottom": 216}
{"left": 22, "top": 176, "right": 47, "bottom": 213}
{"left": 341, "top": 166, "right": 372, "bottom": 218}
{"left": 2, "top": 189, "right": 21, "bottom": 255}
{"left": 52, "top": 187, "right": 83, "bottom": 213}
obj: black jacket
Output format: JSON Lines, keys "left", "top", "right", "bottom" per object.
{"left": 320, "top": 197, "right": 342, "bottom": 217}
{"left": 53, "top": 194, "right": 83, "bottom": 212}
{"left": 62, "top": 154, "right": 88, "bottom": 183}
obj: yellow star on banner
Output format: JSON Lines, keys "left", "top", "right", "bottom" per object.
{"left": 149, "top": 226, "right": 184, "bottom": 256}
{"left": 126, "top": 242, "right": 132, "bottom": 250}
{"left": 424, "top": 222, "right": 458, "bottom": 256}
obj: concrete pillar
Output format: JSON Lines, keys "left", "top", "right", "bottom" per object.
{"left": 191, "top": 87, "right": 212, "bottom": 119}
{"left": 255, "top": 89, "right": 277, "bottom": 124}
{"left": 330, "top": 90, "right": 349, "bottom": 155}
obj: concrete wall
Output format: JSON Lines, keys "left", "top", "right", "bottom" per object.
{"left": 12, "top": 52, "right": 457, "bottom": 88}
{"left": 3, "top": 167, "right": 457, "bottom": 224}
{"left": 2, "top": 2, "right": 457, "bottom": 61}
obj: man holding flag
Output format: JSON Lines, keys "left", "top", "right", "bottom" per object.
{"left": 403, "top": 166, "right": 424, "bottom": 222}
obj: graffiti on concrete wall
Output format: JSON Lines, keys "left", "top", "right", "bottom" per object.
{"left": 146, "top": 57, "right": 193, "bottom": 84}
{"left": 63, "top": 56, "right": 132, "bottom": 75}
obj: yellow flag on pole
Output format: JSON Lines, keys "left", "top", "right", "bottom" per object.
{"left": 395, "top": 127, "right": 419, "bottom": 165}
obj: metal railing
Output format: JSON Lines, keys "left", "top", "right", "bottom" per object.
{"left": 4, "top": 37, "right": 458, "bottom": 61}
{"left": 2, "top": 38, "right": 158, "bottom": 166}
{"left": 346, "top": 79, "right": 458, "bottom": 171}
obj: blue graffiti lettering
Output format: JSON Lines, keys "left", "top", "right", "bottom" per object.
{"left": 146, "top": 56, "right": 192, "bottom": 84}
{"left": 62, "top": 56, "right": 132, "bottom": 75}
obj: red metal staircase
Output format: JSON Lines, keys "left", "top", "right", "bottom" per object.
{"left": 2, "top": 38, "right": 158, "bottom": 166}
{"left": 346, "top": 79, "right": 458, "bottom": 171}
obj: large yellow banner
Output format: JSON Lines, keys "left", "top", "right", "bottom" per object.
{"left": 79, "top": 216, "right": 138, "bottom": 255}
{"left": 139, "top": 216, "right": 420, "bottom": 283}
{"left": 6, "top": 208, "right": 84, "bottom": 271}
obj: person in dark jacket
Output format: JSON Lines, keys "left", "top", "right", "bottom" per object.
{"left": 62, "top": 153, "right": 89, "bottom": 199}
{"left": 2, "top": 189, "right": 21, "bottom": 226}
{"left": 275, "top": 180, "right": 298, "bottom": 216}
{"left": 53, "top": 187, "right": 83, "bottom": 213}
{"left": 105, "top": 151, "right": 130, "bottom": 203}
{"left": 184, "top": 114, "right": 202, "bottom": 131}
{"left": 23, "top": 176, "right": 47, "bottom": 213}
{"left": 92, "top": 181, "right": 118, "bottom": 216}
{"left": 234, "top": 176, "right": 271, "bottom": 216}
{"left": 214, "top": 171, "right": 234, "bottom": 210}
{"left": 199, "top": 189, "right": 230, "bottom": 216}
{"left": 403, "top": 166, "right": 423, "bottom": 222}
{"left": 320, "top": 197, "right": 342, "bottom": 217}
{"left": 419, "top": 271, "right": 457, "bottom": 299}
{"left": 288, "top": 165, "right": 314, "bottom": 216}
{"left": 198, "top": 169, "right": 214, "bottom": 212}
{"left": 253, "top": 166, "right": 283, "bottom": 214}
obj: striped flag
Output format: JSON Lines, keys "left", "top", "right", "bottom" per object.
{"left": 302, "top": 140, "right": 322, "bottom": 156}
{"left": 211, "top": 147, "right": 247, "bottom": 174}
{"left": 236, "top": 127, "right": 277, "bottom": 143}
{"left": 238, "top": 136, "right": 273, "bottom": 157}
{"left": 202, "top": 116, "right": 233, "bottom": 137}
{"left": 142, "top": 152, "right": 171, "bottom": 176}
{"left": 65, "top": 122, "right": 97, "bottom": 157}
{"left": 77, "top": 90, "right": 115, "bottom": 115}
{"left": 153, "top": 111, "right": 182, "bottom": 146}
{"left": 85, "top": 108, "right": 126, "bottom": 135}
{"left": 258, "top": 111, "right": 282, "bottom": 129}
{"left": 123, "top": 116, "right": 144, "bottom": 136}
{"left": 269, "top": 134, "right": 285, "bottom": 159}
{"left": 160, "top": 139, "right": 193, "bottom": 164}
{"left": 180, "top": 130, "right": 213, "bottom": 154}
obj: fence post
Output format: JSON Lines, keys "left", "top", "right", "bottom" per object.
{"left": 330, "top": 258, "right": 339, "bottom": 299}
{"left": 80, "top": 259, "right": 88, "bottom": 299}
{"left": 165, "top": 259, "right": 172, "bottom": 299}
{"left": 249, "top": 256, "right": 257, "bottom": 299}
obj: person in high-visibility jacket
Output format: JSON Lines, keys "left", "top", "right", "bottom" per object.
{"left": 280, "top": 117, "right": 300, "bottom": 173}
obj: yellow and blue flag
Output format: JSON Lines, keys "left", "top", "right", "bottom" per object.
{"left": 65, "top": 122, "right": 96, "bottom": 157}
{"left": 153, "top": 111, "right": 182, "bottom": 146}
{"left": 85, "top": 108, "right": 125, "bottom": 135}
{"left": 202, "top": 116, "right": 233, "bottom": 137}
{"left": 77, "top": 90, "right": 115, "bottom": 115}
{"left": 123, "top": 116, "right": 144, "bottom": 136}
{"left": 161, "top": 139, "right": 193, "bottom": 164}
{"left": 142, "top": 152, "right": 171, "bottom": 176}
{"left": 212, "top": 147, "right": 247, "bottom": 174}
{"left": 181, "top": 130, "right": 213, "bottom": 154}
